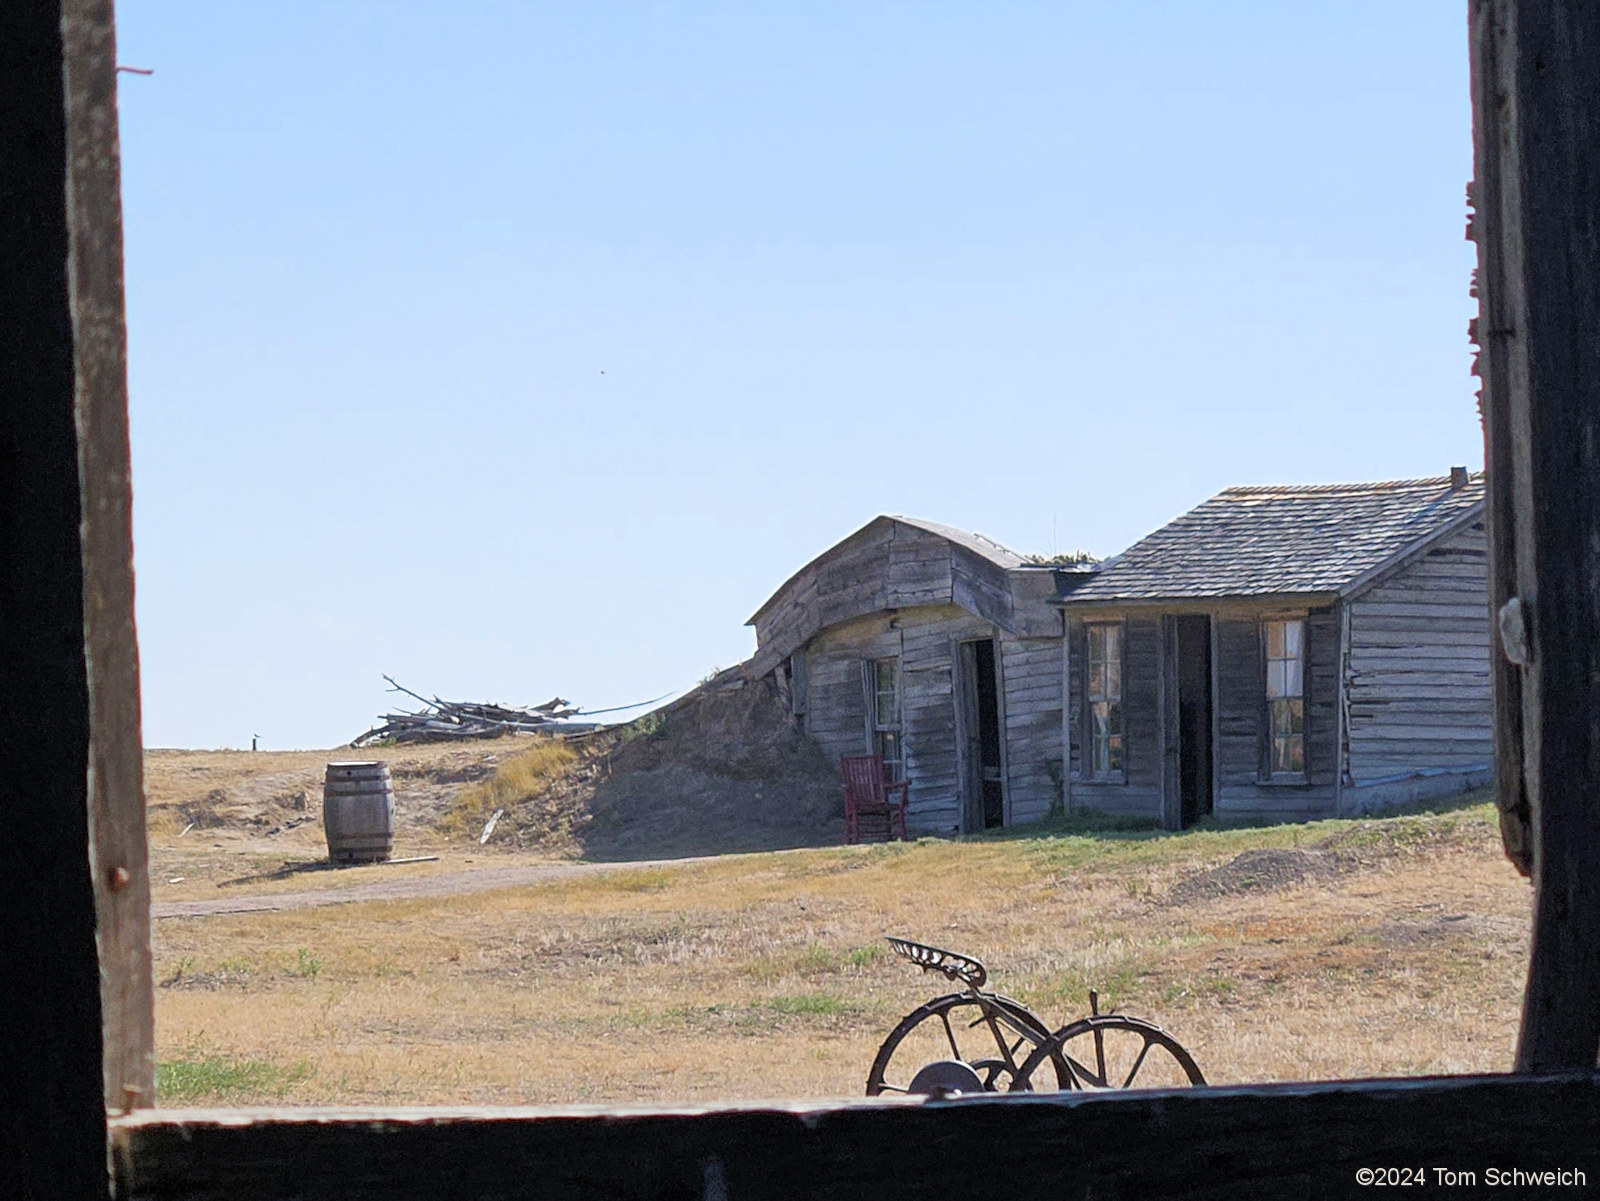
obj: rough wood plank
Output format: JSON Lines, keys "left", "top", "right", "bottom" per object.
{"left": 1350, "top": 698, "right": 1496, "bottom": 716}
{"left": 1471, "top": 0, "right": 1600, "bottom": 1069}
{"left": 1354, "top": 630, "right": 1491, "bottom": 649}
{"left": 1351, "top": 617, "right": 1489, "bottom": 637}
{"left": 1351, "top": 756, "right": 1494, "bottom": 776}
{"left": 0, "top": 1, "right": 113, "bottom": 1193}
{"left": 112, "top": 1076, "right": 1600, "bottom": 1201}
{"left": 61, "top": 0, "right": 155, "bottom": 1114}
{"left": 1346, "top": 723, "right": 1495, "bottom": 742}
{"left": 1346, "top": 602, "right": 1490, "bottom": 621}
{"left": 1123, "top": 617, "right": 1161, "bottom": 789}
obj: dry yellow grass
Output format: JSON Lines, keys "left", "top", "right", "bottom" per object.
{"left": 151, "top": 797, "right": 1530, "bottom": 1108}
{"left": 437, "top": 738, "right": 579, "bottom": 843}
{"left": 143, "top": 741, "right": 545, "bottom": 901}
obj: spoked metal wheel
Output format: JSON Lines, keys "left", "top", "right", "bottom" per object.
{"left": 865, "top": 993, "right": 1068, "bottom": 1096}
{"left": 1008, "top": 1015, "right": 1206, "bottom": 1093}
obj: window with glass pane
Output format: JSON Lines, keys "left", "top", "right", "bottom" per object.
{"left": 1265, "top": 618, "right": 1305, "bottom": 775}
{"left": 872, "top": 658, "right": 903, "bottom": 782}
{"left": 1086, "top": 623, "right": 1124, "bottom": 777}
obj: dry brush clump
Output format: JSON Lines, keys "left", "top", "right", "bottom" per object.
{"left": 437, "top": 737, "right": 581, "bottom": 847}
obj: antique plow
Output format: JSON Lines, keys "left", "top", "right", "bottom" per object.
{"left": 867, "top": 936, "right": 1205, "bottom": 1097}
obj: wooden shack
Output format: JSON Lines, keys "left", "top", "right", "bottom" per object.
{"left": 1059, "top": 474, "right": 1490, "bottom": 829}
{"left": 746, "top": 517, "right": 1086, "bottom": 834}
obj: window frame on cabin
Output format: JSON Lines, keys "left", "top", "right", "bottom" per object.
{"left": 1084, "top": 620, "right": 1126, "bottom": 782}
{"left": 1261, "top": 615, "right": 1307, "bottom": 783}
{"left": 868, "top": 656, "right": 904, "bottom": 782}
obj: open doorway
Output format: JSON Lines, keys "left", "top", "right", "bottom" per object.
{"left": 1175, "top": 615, "right": 1214, "bottom": 827}
{"left": 958, "top": 639, "right": 1005, "bottom": 831}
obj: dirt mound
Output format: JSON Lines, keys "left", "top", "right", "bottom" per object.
{"left": 492, "top": 671, "right": 846, "bottom": 860}
{"left": 1167, "top": 848, "right": 1344, "bottom": 904}
{"left": 1163, "top": 812, "right": 1502, "bottom": 908}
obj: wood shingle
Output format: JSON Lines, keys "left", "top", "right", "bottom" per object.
{"left": 1067, "top": 475, "right": 1486, "bottom": 603}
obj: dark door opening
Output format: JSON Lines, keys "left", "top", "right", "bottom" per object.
{"left": 1175, "top": 615, "right": 1213, "bottom": 828}
{"left": 959, "top": 639, "right": 1005, "bottom": 830}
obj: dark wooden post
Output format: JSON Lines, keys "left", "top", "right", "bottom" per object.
{"left": 1470, "top": 0, "right": 1600, "bottom": 1072}
{"left": 63, "top": 0, "right": 157, "bottom": 1115}
{"left": 1, "top": 0, "right": 146, "bottom": 1195}
{"left": 0, "top": 1, "right": 111, "bottom": 1194}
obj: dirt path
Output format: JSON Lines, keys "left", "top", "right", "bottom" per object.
{"left": 152, "top": 855, "right": 719, "bottom": 919}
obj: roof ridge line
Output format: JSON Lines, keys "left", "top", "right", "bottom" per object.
{"left": 1219, "top": 473, "right": 1484, "bottom": 498}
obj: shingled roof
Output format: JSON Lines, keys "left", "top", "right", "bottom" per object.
{"left": 1063, "top": 474, "right": 1486, "bottom": 603}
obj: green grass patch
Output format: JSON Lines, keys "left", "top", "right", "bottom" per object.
{"left": 157, "top": 1048, "right": 312, "bottom": 1104}
{"left": 286, "top": 947, "right": 322, "bottom": 979}
{"left": 841, "top": 943, "right": 888, "bottom": 969}
{"left": 742, "top": 940, "right": 891, "bottom": 983}
{"left": 764, "top": 992, "right": 849, "bottom": 1017}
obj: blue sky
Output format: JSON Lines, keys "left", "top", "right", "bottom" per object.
{"left": 114, "top": 2, "right": 1480, "bottom": 748}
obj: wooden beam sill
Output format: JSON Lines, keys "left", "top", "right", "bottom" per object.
{"left": 111, "top": 1073, "right": 1600, "bottom": 1200}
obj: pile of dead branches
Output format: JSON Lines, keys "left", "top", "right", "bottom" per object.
{"left": 350, "top": 676, "right": 600, "bottom": 747}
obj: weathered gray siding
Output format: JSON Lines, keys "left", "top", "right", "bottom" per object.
{"left": 1066, "top": 604, "right": 1340, "bottom": 824}
{"left": 1000, "top": 634, "right": 1064, "bottom": 824}
{"left": 801, "top": 605, "right": 1041, "bottom": 837}
{"left": 801, "top": 613, "right": 897, "bottom": 763}
{"left": 749, "top": 520, "right": 1038, "bottom": 677}
{"left": 900, "top": 608, "right": 996, "bottom": 835}
{"left": 753, "top": 519, "right": 1070, "bottom": 837}
{"left": 1343, "top": 521, "right": 1493, "bottom": 809}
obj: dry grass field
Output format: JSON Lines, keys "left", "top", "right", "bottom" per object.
{"left": 150, "top": 785, "right": 1531, "bottom": 1108}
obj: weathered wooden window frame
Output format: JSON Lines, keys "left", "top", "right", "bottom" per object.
{"left": 1260, "top": 614, "right": 1308, "bottom": 784}
{"left": 787, "top": 650, "right": 808, "bottom": 719}
{"left": 8, "top": 1, "right": 1600, "bottom": 1196}
{"left": 864, "top": 656, "right": 904, "bottom": 781}
{"left": 1084, "top": 620, "right": 1126, "bottom": 782}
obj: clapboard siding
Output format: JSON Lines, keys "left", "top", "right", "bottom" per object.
{"left": 748, "top": 518, "right": 1054, "bottom": 677}
{"left": 1064, "top": 618, "right": 1084, "bottom": 781}
{"left": 802, "top": 614, "right": 898, "bottom": 771}
{"left": 1124, "top": 617, "right": 1161, "bottom": 792}
{"left": 887, "top": 528, "right": 955, "bottom": 608}
{"left": 1000, "top": 636, "right": 1064, "bottom": 825}
{"left": 901, "top": 608, "right": 995, "bottom": 834}
{"left": 1344, "top": 522, "right": 1493, "bottom": 801}
{"left": 1214, "top": 616, "right": 1261, "bottom": 789}
{"left": 802, "top": 604, "right": 1051, "bottom": 837}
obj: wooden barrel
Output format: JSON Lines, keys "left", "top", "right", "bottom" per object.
{"left": 323, "top": 761, "right": 395, "bottom": 863}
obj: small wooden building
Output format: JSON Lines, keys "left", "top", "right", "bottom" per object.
{"left": 1059, "top": 473, "right": 1491, "bottom": 828}
{"left": 747, "top": 516, "right": 1085, "bottom": 835}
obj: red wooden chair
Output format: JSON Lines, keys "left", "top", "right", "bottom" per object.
{"left": 839, "top": 754, "right": 909, "bottom": 844}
